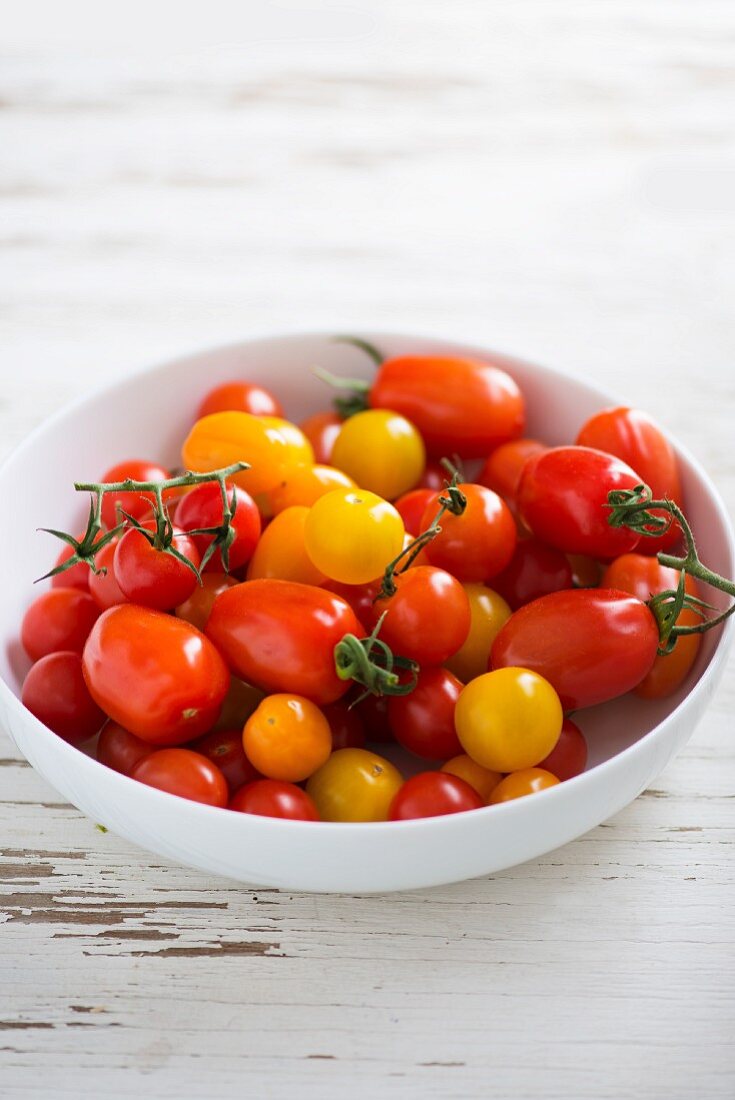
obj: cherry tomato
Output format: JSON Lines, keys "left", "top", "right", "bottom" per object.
{"left": 132, "top": 749, "right": 228, "bottom": 807}
{"left": 393, "top": 488, "right": 437, "bottom": 537}
{"left": 181, "top": 411, "right": 301, "bottom": 496}
{"left": 247, "top": 506, "right": 326, "bottom": 586}
{"left": 517, "top": 446, "right": 643, "bottom": 559}
{"left": 176, "top": 572, "right": 238, "bottom": 631}
{"left": 22, "top": 651, "right": 106, "bottom": 745}
{"left": 389, "top": 772, "right": 483, "bottom": 820}
{"left": 299, "top": 410, "right": 343, "bottom": 464}
{"left": 601, "top": 554, "right": 701, "bottom": 699}
{"left": 243, "top": 694, "right": 332, "bottom": 782}
{"left": 331, "top": 409, "right": 426, "bottom": 500}
{"left": 213, "top": 677, "right": 264, "bottom": 732}
{"left": 321, "top": 702, "right": 366, "bottom": 750}
{"left": 229, "top": 779, "right": 319, "bottom": 821}
{"left": 304, "top": 489, "right": 405, "bottom": 585}
{"left": 388, "top": 667, "right": 463, "bottom": 760}
{"left": 190, "top": 728, "right": 261, "bottom": 792}
{"left": 369, "top": 355, "right": 525, "bottom": 458}
{"left": 22, "top": 588, "right": 100, "bottom": 662}
{"left": 83, "top": 604, "right": 230, "bottom": 744}
{"left": 88, "top": 540, "right": 127, "bottom": 610}
{"left": 365, "top": 567, "right": 470, "bottom": 665}
{"left": 455, "top": 667, "right": 563, "bottom": 772}
{"left": 267, "top": 464, "right": 356, "bottom": 514}
{"left": 197, "top": 380, "right": 283, "bottom": 419}
{"left": 537, "top": 717, "right": 587, "bottom": 781}
{"left": 492, "top": 537, "right": 574, "bottom": 610}
{"left": 491, "top": 589, "right": 660, "bottom": 709}
{"left": 261, "top": 417, "right": 315, "bottom": 467}
{"left": 113, "top": 525, "right": 201, "bottom": 610}
{"left": 420, "top": 484, "right": 516, "bottom": 581}
{"left": 478, "top": 438, "right": 547, "bottom": 504}
{"left": 441, "top": 755, "right": 502, "bottom": 802}
{"left": 488, "top": 768, "right": 560, "bottom": 803}
{"left": 306, "top": 748, "right": 403, "bottom": 822}
{"left": 444, "top": 584, "right": 512, "bottom": 682}
{"left": 206, "top": 579, "right": 364, "bottom": 705}
{"left": 320, "top": 579, "right": 380, "bottom": 625}
{"left": 567, "top": 554, "right": 603, "bottom": 589}
{"left": 50, "top": 528, "right": 104, "bottom": 591}
{"left": 175, "top": 482, "right": 261, "bottom": 572}
{"left": 97, "top": 722, "right": 152, "bottom": 776}
{"left": 353, "top": 691, "right": 394, "bottom": 744}
{"left": 98, "top": 459, "right": 172, "bottom": 531}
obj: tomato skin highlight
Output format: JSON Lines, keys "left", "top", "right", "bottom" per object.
{"left": 99, "top": 459, "right": 172, "bottom": 531}
{"left": 491, "top": 588, "right": 660, "bottom": 709}
{"left": 197, "top": 381, "right": 283, "bottom": 419}
{"left": 113, "top": 526, "right": 201, "bottom": 610}
{"left": 22, "top": 588, "right": 100, "bottom": 662}
{"left": 368, "top": 567, "right": 471, "bottom": 665}
{"left": 190, "top": 728, "right": 261, "bottom": 793}
{"left": 492, "top": 537, "right": 574, "bottom": 610}
{"left": 229, "top": 779, "right": 319, "bottom": 821}
{"left": 22, "top": 651, "right": 106, "bottom": 745}
{"left": 132, "top": 749, "right": 229, "bottom": 807}
{"left": 389, "top": 772, "right": 483, "bottom": 820}
{"left": 388, "top": 667, "right": 463, "bottom": 760}
{"left": 243, "top": 694, "right": 332, "bottom": 782}
{"left": 175, "top": 482, "right": 261, "bottom": 572}
{"left": 420, "top": 484, "right": 517, "bottom": 582}
{"left": 489, "top": 768, "right": 560, "bottom": 803}
{"left": 537, "top": 717, "right": 587, "bottom": 781}
{"left": 97, "top": 722, "right": 153, "bottom": 776}
{"left": 307, "top": 748, "right": 403, "bottom": 822}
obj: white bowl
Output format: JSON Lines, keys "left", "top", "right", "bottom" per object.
{"left": 0, "top": 333, "right": 732, "bottom": 893}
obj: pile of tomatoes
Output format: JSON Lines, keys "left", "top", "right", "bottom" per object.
{"left": 19, "top": 344, "right": 698, "bottom": 824}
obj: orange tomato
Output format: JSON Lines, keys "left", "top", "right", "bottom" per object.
{"left": 441, "top": 755, "right": 503, "bottom": 802}
{"left": 243, "top": 694, "right": 332, "bottom": 782}
{"left": 489, "top": 768, "right": 560, "bottom": 803}
{"left": 268, "top": 464, "right": 357, "bottom": 514}
{"left": 247, "top": 506, "right": 326, "bottom": 585}
{"left": 181, "top": 411, "right": 301, "bottom": 496}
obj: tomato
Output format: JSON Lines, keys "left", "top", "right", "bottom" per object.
{"left": 175, "top": 482, "right": 261, "bottom": 572}
{"left": 190, "top": 728, "right": 261, "bottom": 792}
{"left": 393, "top": 488, "right": 437, "bottom": 536}
{"left": 83, "top": 604, "right": 230, "bottom": 744}
{"left": 22, "top": 588, "right": 100, "bottom": 662}
{"left": 132, "top": 749, "right": 228, "bottom": 807}
{"left": 22, "top": 651, "right": 106, "bottom": 744}
{"left": 489, "top": 768, "right": 560, "bottom": 803}
{"left": 50, "top": 528, "right": 104, "bottom": 591}
{"left": 247, "top": 506, "right": 326, "bottom": 586}
{"left": 88, "top": 540, "right": 127, "bottom": 610}
{"left": 267, "top": 464, "right": 356, "bottom": 514}
{"left": 229, "top": 779, "right": 319, "bottom": 821}
{"left": 441, "top": 755, "right": 502, "bottom": 802}
{"left": 97, "top": 722, "right": 152, "bottom": 775}
{"left": 537, "top": 717, "right": 587, "bottom": 781}
{"left": 567, "top": 554, "right": 603, "bottom": 589}
{"left": 444, "top": 584, "right": 511, "bottom": 682}
{"left": 113, "top": 525, "right": 201, "bottom": 610}
{"left": 387, "top": 667, "right": 463, "bottom": 760}
{"left": 299, "top": 410, "right": 343, "bottom": 464}
{"left": 492, "top": 537, "right": 573, "bottom": 610}
{"left": 576, "top": 407, "right": 682, "bottom": 553}
{"left": 181, "top": 411, "right": 301, "bottom": 496}
{"left": 213, "top": 677, "right": 264, "bottom": 732}
{"left": 261, "top": 417, "right": 315, "bottom": 466}
{"left": 304, "top": 489, "right": 405, "bottom": 585}
{"left": 331, "top": 409, "right": 426, "bottom": 499}
{"left": 491, "top": 589, "right": 660, "bottom": 709}
{"left": 243, "top": 694, "right": 332, "bottom": 782}
{"left": 601, "top": 554, "right": 701, "bottom": 699}
{"left": 321, "top": 702, "right": 366, "bottom": 750}
{"left": 206, "top": 579, "right": 364, "bottom": 705}
{"left": 389, "top": 772, "right": 483, "bottom": 820}
{"left": 517, "top": 446, "right": 643, "bottom": 559}
{"left": 368, "top": 355, "right": 525, "bottom": 458}
{"left": 455, "top": 667, "right": 563, "bottom": 772}
{"left": 197, "top": 380, "right": 283, "bottom": 419}
{"left": 98, "top": 459, "right": 172, "bottom": 531}
{"left": 420, "top": 484, "right": 516, "bottom": 581}
{"left": 365, "top": 567, "right": 470, "bottom": 665}
{"left": 176, "top": 572, "right": 238, "bottom": 631}
{"left": 417, "top": 460, "right": 447, "bottom": 491}
{"left": 306, "top": 748, "right": 403, "bottom": 822}
{"left": 354, "top": 691, "right": 394, "bottom": 743}
{"left": 478, "top": 438, "right": 547, "bottom": 504}
{"left": 320, "top": 579, "right": 380, "bottom": 625}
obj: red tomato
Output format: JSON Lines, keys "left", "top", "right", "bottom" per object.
{"left": 175, "top": 482, "right": 261, "bottom": 572}
{"left": 229, "top": 779, "right": 320, "bottom": 821}
{"left": 537, "top": 717, "right": 588, "bottom": 781}
{"left": 517, "top": 446, "right": 643, "bottom": 559}
{"left": 97, "top": 722, "right": 153, "bottom": 775}
{"left": 175, "top": 572, "right": 239, "bottom": 632}
{"left": 420, "top": 484, "right": 517, "bottom": 581}
{"left": 50, "top": 528, "right": 104, "bottom": 591}
{"left": 492, "top": 537, "right": 574, "bottom": 610}
{"left": 369, "top": 355, "right": 525, "bottom": 458}
{"left": 321, "top": 703, "right": 366, "bottom": 750}
{"left": 417, "top": 460, "right": 448, "bottom": 491}
{"left": 83, "top": 605, "right": 230, "bottom": 744}
{"left": 299, "top": 410, "right": 343, "bottom": 464}
{"left": 22, "top": 652, "right": 106, "bottom": 744}
{"left": 113, "top": 525, "right": 201, "bottom": 610}
{"left": 206, "top": 579, "right": 364, "bottom": 705}
{"left": 367, "top": 567, "right": 471, "bottom": 665}
{"left": 388, "top": 667, "right": 463, "bottom": 760}
{"left": 21, "top": 588, "right": 100, "bottom": 662}
{"left": 389, "top": 772, "right": 483, "bottom": 820}
{"left": 190, "top": 728, "right": 261, "bottom": 792}
{"left": 394, "top": 488, "right": 437, "bottom": 537}
{"left": 320, "top": 579, "right": 379, "bottom": 625}
{"left": 132, "top": 749, "right": 228, "bottom": 807}
{"left": 354, "top": 692, "right": 394, "bottom": 744}
{"left": 197, "top": 381, "right": 283, "bottom": 420}
{"left": 491, "top": 588, "right": 659, "bottom": 709}
{"left": 99, "top": 460, "right": 172, "bottom": 530}
{"left": 478, "top": 438, "right": 547, "bottom": 504}
{"left": 88, "top": 540, "right": 127, "bottom": 610}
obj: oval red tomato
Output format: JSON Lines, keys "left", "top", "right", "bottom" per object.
{"left": 132, "top": 748, "right": 229, "bottom": 807}
{"left": 21, "top": 587, "right": 100, "bottom": 662}
{"left": 229, "top": 779, "right": 319, "bottom": 821}
{"left": 389, "top": 772, "right": 483, "bottom": 820}
{"left": 22, "top": 651, "right": 106, "bottom": 745}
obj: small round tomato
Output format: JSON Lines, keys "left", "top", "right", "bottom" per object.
{"left": 22, "top": 651, "right": 106, "bottom": 744}
{"left": 393, "top": 488, "right": 437, "bottom": 536}
{"left": 455, "top": 667, "right": 563, "bottom": 772}
{"left": 320, "top": 579, "right": 380, "bottom": 625}
{"left": 420, "top": 484, "right": 516, "bottom": 582}
{"left": 230, "top": 779, "right": 319, "bottom": 821}
{"left": 182, "top": 411, "right": 302, "bottom": 497}
{"left": 88, "top": 541, "right": 127, "bottom": 610}
{"left": 243, "top": 694, "right": 332, "bottom": 782}
{"left": 98, "top": 459, "right": 172, "bottom": 531}
{"left": 299, "top": 410, "right": 343, "bottom": 464}
{"left": 97, "top": 722, "right": 152, "bottom": 775}
{"left": 83, "top": 604, "right": 230, "bottom": 744}
{"left": 268, "top": 464, "right": 356, "bottom": 514}
{"left": 441, "top": 755, "right": 502, "bottom": 802}
{"left": 304, "top": 489, "right": 405, "bottom": 585}
{"left": 331, "top": 409, "right": 426, "bottom": 500}
{"left": 197, "top": 380, "right": 283, "bottom": 419}
{"left": 213, "top": 678, "right": 264, "bottom": 732}
{"left": 353, "top": 691, "right": 394, "bottom": 744}
{"left": 389, "top": 772, "right": 483, "bottom": 820}
{"left": 306, "top": 748, "right": 403, "bottom": 822}
{"left": 367, "top": 567, "right": 470, "bottom": 665}
{"left": 478, "top": 438, "right": 547, "bottom": 504}
{"left": 132, "top": 749, "right": 228, "bottom": 807}
{"left": 22, "top": 588, "right": 100, "bottom": 662}
{"left": 388, "top": 667, "right": 463, "bottom": 760}
{"left": 444, "top": 584, "right": 512, "bottom": 683}
{"left": 492, "top": 538, "right": 573, "bottom": 610}
{"left": 247, "top": 506, "right": 326, "bottom": 586}
{"left": 190, "top": 728, "right": 261, "bottom": 792}
{"left": 176, "top": 572, "right": 239, "bottom": 632}
{"left": 175, "top": 482, "right": 261, "bottom": 572}
{"left": 113, "top": 526, "right": 201, "bottom": 610}
{"left": 321, "top": 702, "right": 366, "bottom": 750}
{"left": 537, "top": 718, "right": 587, "bottom": 781}
{"left": 261, "top": 417, "right": 315, "bottom": 467}
{"left": 489, "top": 768, "right": 560, "bottom": 803}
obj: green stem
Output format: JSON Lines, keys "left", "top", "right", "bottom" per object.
{"left": 333, "top": 613, "right": 418, "bottom": 700}
{"left": 332, "top": 335, "right": 385, "bottom": 367}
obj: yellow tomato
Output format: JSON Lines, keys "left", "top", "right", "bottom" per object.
{"left": 182, "top": 411, "right": 299, "bottom": 496}
{"left": 247, "top": 506, "right": 326, "bottom": 586}
{"left": 455, "top": 667, "right": 562, "bottom": 772}
{"left": 445, "top": 584, "right": 511, "bottom": 682}
{"left": 331, "top": 410, "right": 426, "bottom": 500}
{"left": 488, "top": 768, "right": 560, "bottom": 803}
{"left": 243, "top": 694, "right": 332, "bottom": 782}
{"left": 306, "top": 748, "right": 403, "bottom": 822}
{"left": 441, "top": 755, "right": 502, "bottom": 802}
{"left": 260, "top": 417, "right": 315, "bottom": 467}
{"left": 268, "top": 464, "right": 357, "bottom": 514}
{"left": 304, "top": 489, "right": 405, "bottom": 585}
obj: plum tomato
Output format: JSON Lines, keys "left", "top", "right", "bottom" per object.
{"left": 113, "top": 526, "right": 201, "bottom": 610}
{"left": 247, "top": 506, "right": 326, "bottom": 586}
{"left": 176, "top": 572, "right": 239, "bottom": 632}
{"left": 197, "top": 380, "right": 283, "bottom": 419}
{"left": 393, "top": 488, "right": 437, "bottom": 536}
{"left": 389, "top": 772, "right": 483, "bottom": 820}
{"left": 321, "top": 702, "right": 366, "bottom": 750}
{"left": 181, "top": 411, "right": 302, "bottom": 497}
{"left": 306, "top": 748, "right": 403, "bottom": 822}
{"left": 444, "top": 584, "right": 512, "bottom": 683}
{"left": 387, "top": 666, "right": 463, "bottom": 760}
{"left": 21, "top": 587, "right": 100, "bottom": 662}
{"left": 368, "top": 567, "right": 471, "bottom": 665}
{"left": 304, "top": 489, "right": 405, "bottom": 585}
{"left": 267, "top": 464, "right": 356, "bottom": 515}
{"left": 190, "top": 728, "right": 261, "bottom": 792}
{"left": 420, "top": 484, "right": 516, "bottom": 582}
{"left": 537, "top": 717, "right": 587, "bottom": 781}
{"left": 175, "top": 482, "right": 261, "bottom": 572}
{"left": 299, "top": 410, "right": 343, "bottom": 464}
{"left": 83, "top": 604, "right": 230, "bottom": 744}
{"left": 229, "top": 779, "right": 320, "bottom": 821}
{"left": 22, "top": 651, "right": 106, "bottom": 745}
{"left": 132, "top": 749, "right": 228, "bottom": 807}
{"left": 331, "top": 409, "right": 426, "bottom": 499}
{"left": 97, "top": 722, "right": 153, "bottom": 776}
{"left": 488, "top": 768, "right": 560, "bottom": 803}
{"left": 478, "top": 438, "right": 547, "bottom": 504}
{"left": 243, "top": 694, "right": 332, "bottom": 782}
{"left": 441, "top": 755, "right": 502, "bottom": 802}
{"left": 491, "top": 537, "right": 574, "bottom": 610}
{"left": 491, "top": 588, "right": 660, "bottom": 709}
{"left": 99, "top": 459, "right": 172, "bottom": 530}
{"left": 88, "top": 540, "right": 127, "bottom": 610}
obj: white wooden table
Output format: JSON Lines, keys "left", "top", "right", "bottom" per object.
{"left": 1, "top": 4, "right": 734, "bottom": 1097}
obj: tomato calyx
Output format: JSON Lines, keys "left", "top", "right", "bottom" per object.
{"left": 334, "top": 612, "right": 419, "bottom": 702}
{"left": 312, "top": 335, "right": 386, "bottom": 417}
{"left": 38, "top": 494, "right": 121, "bottom": 583}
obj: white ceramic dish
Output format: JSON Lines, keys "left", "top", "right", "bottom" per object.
{"left": 0, "top": 333, "right": 732, "bottom": 893}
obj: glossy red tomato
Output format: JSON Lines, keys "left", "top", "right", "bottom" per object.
{"left": 197, "top": 380, "right": 283, "bottom": 419}
{"left": 388, "top": 667, "right": 463, "bottom": 760}
{"left": 517, "top": 446, "right": 643, "bottom": 559}
{"left": 537, "top": 717, "right": 588, "bottom": 781}
{"left": 22, "top": 651, "right": 107, "bottom": 744}
{"left": 190, "top": 728, "right": 262, "bottom": 792}
{"left": 206, "top": 579, "right": 364, "bottom": 705}
{"left": 478, "top": 438, "right": 547, "bottom": 504}
{"left": 420, "top": 484, "right": 517, "bottom": 581}
{"left": 299, "top": 410, "right": 343, "bottom": 464}
{"left": 491, "top": 588, "right": 660, "bottom": 709}
{"left": 83, "top": 605, "right": 230, "bottom": 744}
{"left": 175, "top": 482, "right": 261, "bottom": 572}
{"left": 369, "top": 355, "right": 525, "bottom": 458}
{"left": 394, "top": 488, "right": 437, "bottom": 536}
{"left": 321, "top": 703, "right": 366, "bottom": 750}
{"left": 113, "top": 526, "right": 201, "bottom": 610}
{"left": 22, "top": 588, "right": 100, "bottom": 662}
{"left": 97, "top": 722, "right": 153, "bottom": 775}
{"left": 88, "top": 540, "right": 127, "bottom": 610}
{"left": 492, "top": 537, "right": 574, "bottom": 610}
{"left": 320, "top": 579, "right": 379, "bottom": 625}
{"left": 229, "top": 779, "right": 320, "bottom": 820}
{"left": 389, "top": 772, "right": 483, "bottom": 820}
{"left": 132, "top": 749, "right": 228, "bottom": 807}
{"left": 366, "top": 567, "right": 470, "bottom": 665}
{"left": 99, "top": 459, "right": 172, "bottom": 530}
